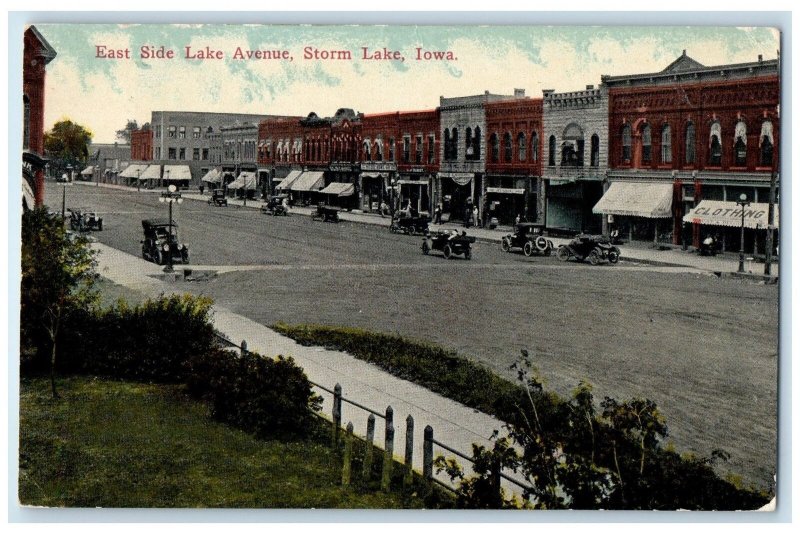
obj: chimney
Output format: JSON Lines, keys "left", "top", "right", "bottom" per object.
{"left": 514, "top": 88, "right": 525, "bottom": 97}
{"left": 758, "top": 54, "right": 763, "bottom": 63}
{"left": 586, "top": 84, "right": 594, "bottom": 90}
{"left": 682, "top": 49, "right": 687, "bottom": 56}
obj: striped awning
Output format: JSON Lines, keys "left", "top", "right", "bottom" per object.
{"left": 592, "top": 182, "right": 673, "bottom": 218}
{"left": 320, "top": 182, "right": 355, "bottom": 197}
{"left": 683, "top": 200, "right": 778, "bottom": 230}
{"left": 290, "top": 171, "right": 325, "bottom": 192}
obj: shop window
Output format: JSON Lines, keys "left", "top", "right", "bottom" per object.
{"left": 590, "top": 134, "right": 600, "bottom": 167}
{"left": 734, "top": 121, "right": 747, "bottom": 166}
{"left": 708, "top": 122, "right": 722, "bottom": 166}
{"left": 428, "top": 135, "right": 435, "bottom": 164}
{"left": 685, "top": 122, "right": 696, "bottom": 164}
{"left": 416, "top": 135, "right": 423, "bottom": 164}
{"left": 403, "top": 136, "right": 411, "bottom": 163}
{"left": 490, "top": 133, "right": 499, "bottom": 163}
{"left": 658, "top": 125, "right": 671, "bottom": 164}
{"left": 168, "top": 126, "right": 176, "bottom": 138}
{"left": 760, "top": 121, "right": 774, "bottom": 167}
{"left": 531, "top": 131, "right": 539, "bottom": 162}
{"left": 621, "top": 124, "right": 631, "bottom": 162}
{"left": 179, "top": 126, "right": 186, "bottom": 139}
{"left": 548, "top": 135, "right": 556, "bottom": 166}
{"left": 641, "top": 124, "right": 652, "bottom": 163}
{"left": 193, "top": 127, "right": 201, "bottom": 139}
{"left": 518, "top": 132, "right": 526, "bottom": 161}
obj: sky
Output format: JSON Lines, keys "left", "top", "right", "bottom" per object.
{"left": 35, "top": 24, "right": 780, "bottom": 143}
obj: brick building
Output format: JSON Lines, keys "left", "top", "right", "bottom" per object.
{"left": 22, "top": 25, "right": 56, "bottom": 209}
{"left": 397, "top": 110, "right": 439, "bottom": 216}
{"left": 601, "top": 51, "right": 780, "bottom": 252}
{"left": 220, "top": 122, "right": 260, "bottom": 197}
{"left": 130, "top": 126, "right": 153, "bottom": 162}
{"left": 360, "top": 112, "right": 399, "bottom": 213}
{"left": 485, "top": 96, "right": 544, "bottom": 225}
{"left": 541, "top": 85, "right": 609, "bottom": 234}
{"left": 257, "top": 116, "right": 304, "bottom": 196}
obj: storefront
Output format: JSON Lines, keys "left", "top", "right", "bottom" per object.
{"left": 546, "top": 179, "right": 604, "bottom": 234}
{"left": 438, "top": 172, "right": 479, "bottom": 223}
{"left": 683, "top": 199, "right": 779, "bottom": 255}
{"left": 359, "top": 168, "right": 392, "bottom": 213}
{"left": 484, "top": 175, "right": 537, "bottom": 225}
{"left": 228, "top": 171, "right": 258, "bottom": 199}
{"left": 592, "top": 181, "right": 673, "bottom": 243}
{"left": 289, "top": 171, "right": 326, "bottom": 205}
{"left": 397, "top": 175, "right": 431, "bottom": 216}
{"left": 319, "top": 182, "right": 356, "bottom": 209}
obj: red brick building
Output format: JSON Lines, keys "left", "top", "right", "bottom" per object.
{"left": 130, "top": 127, "right": 153, "bottom": 161}
{"left": 360, "top": 112, "right": 399, "bottom": 213}
{"left": 397, "top": 109, "right": 439, "bottom": 215}
{"left": 22, "top": 25, "right": 56, "bottom": 209}
{"left": 257, "top": 116, "right": 304, "bottom": 195}
{"left": 601, "top": 52, "right": 779, "bottom": 252}
{"left": 485, "top": 97, "right": 544, "bottom": 224}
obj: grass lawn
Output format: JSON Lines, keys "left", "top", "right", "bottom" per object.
{"left": 19, "top": 377, "right": 444, "bottom": 508}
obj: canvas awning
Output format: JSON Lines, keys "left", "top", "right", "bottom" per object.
{"left": 80, "top": 165, "right": 94, "bottom": 176}
{"left": 290, "top": 171, "right": 325, "bottom": 192}
{"left": 229, "top": 171, "right": 257, "bottom": 190}
{"left": 683, "top": 200, "right": 779, "bottom": 230}
{"left": 201, "top": 167, "right": 222, "bottom": 184}
{"left": 320, "top": 182, "right": 355, "bottom": 197}
{"left": 276, "top": 169, "right": 303, "bottom": 190}
{"left": 592, "top": 182, "right": 673, "bottom": 218}
{"left": 140, "top": 164, "right": 162, "bottom": 180}
{"left": 119, "top": 164, "right": 149, "bottom": 179}
{"left": 163, "top": 165, "right": 192, "bottom": 181}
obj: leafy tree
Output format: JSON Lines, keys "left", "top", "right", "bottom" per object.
{"left": 21, "top": 208, "right": 98, "bottom": 398}
{"left": 44, "top": 119, "right": 93, "bottom": 177}
{"left": 115, "top": 119, "right": 139, "bottom": 143}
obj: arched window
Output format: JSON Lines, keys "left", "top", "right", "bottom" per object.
{"left": 709, "top": 122, "right": 722, "bottom": 166}
{"left": 518, "top": 132, "right": 526, "bottom": 161}
{"left": 548, "top": 135, "right": 556, "bottom": 166}
{"left": 374, "top": 140, "right": 383, "bottom": 161}
{"left": 562, "top": 124, "right": 584, "bottom": 167}
{"left": 760, "top": 121, "right": 774, "bottom": 167}
{"left": 622, "top": 124, "right": 632, "bottom": 162}
{"left": 503, "top": 132, "right": 513, "bottom": 163}
{"left": 444, "top": 129, "right": 451, "bottom": 160}
{"left": 641, "top": 123, "right": 652, "bottom": 163}
{"left": 661, "top": 125, "right": 672, "bottom": 164}
{"left": 363, "top": 140, "right": 371, "bottom": 161}
{"left": 590, "top": 134, "right": 600, "bottom": 167}
{"left": 451, "top": 128, "right": 459, "bottom": 160}
{"left": 685, "top": 122, "right": 696, "bottom": 164}
{"left": 490, "top": 133, "right": 499, "bottom": 163}
{"left": 531, "top": 131, "right": 539, "bottom": 162}
{"left": 465, "top": 127, "right": 473, "bottom": 160}
{"left": 473, "top": 127, "right": 481, "bottom": 159}
{"left": 734, "top": 120, "right": 747, "bottom": 166}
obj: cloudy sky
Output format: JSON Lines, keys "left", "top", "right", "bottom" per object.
{"left": 36, "top": 24, "right": 780, "bottom": 143}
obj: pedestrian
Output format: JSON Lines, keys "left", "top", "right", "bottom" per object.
{"left": 473, "top": 205, "right": 480, "bottom": 228}
{"left": 199, "top": 183, "right": 205, "bottom": 196}
{"left": 434, "top": 203, "right": 442, "bottom": 224}
{"left": 515, "top": 213, "right": 521, "bottom": 225}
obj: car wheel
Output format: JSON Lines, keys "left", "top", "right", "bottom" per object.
{"left": 535, "top": 236, "right": 548, "bottom": 252}
{"left": 443, "top": 244, "right": 453, "bottom": 259}
{"left": 588, "top": 249, "right": 600, "bottom": 266}
{"left": 156, "top": 249, "right": 164, "bottom": 265}
{"left": 556, "top": 246, "right": 570, "bottom": 262}
{"left": 608, "top": 248, "right": 620, "bottom": 264}
{"left": 501, "top": 237, "right": 511, "bottom": 253}
{"left": 464, "top": 247, "right": 472, "bottom": 260}
{"left": 523, "top": 241, "right": 535, "bottom": 257}
{"left": 421, "top": 241, "right": 430, "bottom": 255}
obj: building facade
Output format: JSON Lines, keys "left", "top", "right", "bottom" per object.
{"left": 22, "top": 25, "right": 57, "bottom": 209}
{"left": 130, "top": 127, "right": 153, "bottom": 162}
{"left": 360, "top": 112, "right": 399, "bottom": 213}
{"left": 257, "top": 116, "right": 304, "bottom": 196}
{"left": 86, "top": 143, "right": 131, "bottom": 184}
{"left": 602, "top": 51, "right": 780, "bottom": 252}
{"left": 220, "top": 122, "right": 260, "bottom": 197}
{"left": 397, "top": 110, "right": 439, "bottom": 216}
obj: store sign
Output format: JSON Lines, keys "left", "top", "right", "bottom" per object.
{"left": 361, "top": 162, "right": 396, "bottom": 172}
{"left": 487, "top": 187, "right": 525, "bottom": 195}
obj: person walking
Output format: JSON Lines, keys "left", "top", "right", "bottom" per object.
{"left": 434, "top": 203, "right": 442, "bottom": 224}
{"left": 473, "top": 205, "right": 480, "bottom": 228}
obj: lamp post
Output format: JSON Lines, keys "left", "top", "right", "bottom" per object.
{"left": 736, "top": 193, "right": 750, "bottom": 273}
{"left": 390, "top": 177, "right": 397, "bottom": 219}
{"left": 159, "top": 184, "right": 183, "bottom": 273}
{"left": 136, "top": 168, "right": 142, "bottom": 191}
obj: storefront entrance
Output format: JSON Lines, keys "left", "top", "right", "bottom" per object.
{"left": 440, "top": 177, "right": 473, "bottom": 223}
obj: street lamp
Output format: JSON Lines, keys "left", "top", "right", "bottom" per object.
{"left": 737, "top": 193, "right": 750, "bottom": 273}
{"left": 159, "top": 184, "right": 183, "bottom": 273}
{"left": 390, "top": 177, "right": 397, "bottom": 219}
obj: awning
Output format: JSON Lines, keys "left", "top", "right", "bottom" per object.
{"left": 119, "top": 164, "right": 149, "bottom": 179}
{"left": 683, "top": 200, "right": 779, "bottom": 230}
{"left": 290, "top": 171, "right": 325, "bottom": 192}
{"left": 361, "top": 171, "right": 388, "bottom": 179}
{"left": 487, "top": 187, "right": 525, "bottom": 195}
{"left": 140, "top": 164, "right": 162, "bottom": 180}
{"left": 163, "top": 165, "right": 192, "bottom": 181}
{"left": 80, "top": 165, "right": 94, "bottom": 176}
{"left": 592, "top": 182, "right": 673, "bottom": 218}
{"left": 201, "top": 167, "right": 222, "bottom": 184}
{"left": 229, "top": 171, "right": 257, "bottom": 190}
{"left": 439, "top": 172, "right": 473, "bottom": 186}
{"left": 320, "top": 182, "right": 355, "bottom": 197}
{"left": 276, "top": 169, "right": 303, "bottom": 190}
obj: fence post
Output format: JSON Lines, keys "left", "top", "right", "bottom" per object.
{"left": 240, "top": 340, "right": 247, "bottom": 357}
{"left": 363, "top": 414, "right": 375, "bottom": 480}
{"left": 490, "top": 457, "right": 502, "bottom": 508}
{"left": 342, "top": 422, "right": 354, "bottom": 487}
{"left": 381, "top": 423, "right": 395, "bottom": 491}
{"left": 332, "top": 383, "right": 342, "bottom": 446}
{"left": 423, "top": 425, "right": 434, "bottom": 482}
{"left": 404, "top": 415, "right": 414, "bottom": 488}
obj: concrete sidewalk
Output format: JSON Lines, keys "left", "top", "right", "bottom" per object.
{"left": 92, "top": 242, "right": 519, "bottom": 493}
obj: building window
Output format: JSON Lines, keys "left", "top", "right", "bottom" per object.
{"left": 531, "top": 131, "right": 539, "bottom": 162}
{"left": 490, "top": 134, "right": 500, "bottom": 163}
{"left": 760, "top": 121, "right": 774, "bottom": 167}
{"left": 641, "top": 123, "right": 652, "bottom": 164}
{"left": 548, "top": 135, "right": 556, "bottom": 166}
{"left": 518, "top": 132, "right": 526, "bottom": 161}
{"left": 562, "top": 124, "right": 584, "bottom": 167}
{"left": 685, "top": 122, "right": 696, "bottom": 164}
{"left": 168, "top": 147, "right": 176, "bottom": 160}
{"left": 23, "top": 96, "right": 30, "bottom": 149}
{"left": 155, "top": 147, "right": 161, "bottom": 159}
{"left": 473, "top": 127, "right": 481, "bottom": 160}
{"left": 451, "top": 128, "right": 458, "bottom": 161}
{"left": 503, "top": 132, "right": 513, "bottom": 163}
{"left": 202, "top": 148, "right": 209, "bottom": 160}
{"left": 660, "top": 125, "right": 672, "bottom": 164}
{"left": 363, "top": 140, "right": 371, "bottom": 161}
{"left": 416, "top": 135, "right": 423, "bottom": 164}
{"left": 193, "top": 127, "right": 201, "bottom": 139}
{"left": 709, "top": 122, "right": 722, "bottom": 166}
{"left": 590, "top": 134, "right": 600, "bottom": 167}
{"left": 428, "top": 135, "right": 435, "bottom": 164}
{"left": 374, "top": 140, "right": 383, "bottom": 161}
{"left": 388, "top": 137, "right": 395, "bottom": 161}
{"left": 179, "top": 126, "right": 186, "bottom": 139}
{"left": 465, "top": 127, "right": 472, "bottom": 160}
{"left": 443, "top": 129, "right": 451, "bottom": 161}
{"left": 403, "top": 136, "right": 410, "bottom": 163}
{"left": 193, "top": 148, "right": 200, "bottom": 160}
{"left": 734, "top": 120, "right": 747, "bottom": 166}
{"left": 168, "top": 126, "right": 176, "bottom": 138}
{"left": 179, "top": 148, "right": 186, "bottom": 160}
{"left": 622, "top": 124, "right": 631, "bottom": 162}
{"left": 155, "top": 128, "right": 161, "bottom": 139}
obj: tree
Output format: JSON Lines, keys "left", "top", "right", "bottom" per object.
{"left": 21, "top": 208, "right": 98, "bottom": 398}
{"left": 115, "top": 119, "right": 139, "bottom": 144}
{"left": 44, "top": 119, "right": 93, "bottom": 177}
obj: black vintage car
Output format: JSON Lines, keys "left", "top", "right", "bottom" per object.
{"left": 501, "top": 222, "right": 554, "bottom": 256}
{"left": 422, "top": 230, "right": 476, "bottom": 259}
{"left": 69, "top": 208, "right": 103, "bottom": 231}
{"left": 313, "top": 204, "right": 341, "bottom": 223}
{"left": 390, "top": 213, "right": 430, "bottom": 235}
{"left": 141, "top": 219, "right": 189, "bottom": 265}
{"left": 260, "top": 194, "right": 290, "bottom": 216}
{"left": 556, "top": 234, "right": 620, "bottom": 265}
{"left": 208, "top": 189, "right": 228, "bottom": 207}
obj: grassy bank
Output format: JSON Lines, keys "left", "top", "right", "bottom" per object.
{"left": 19, "top": 377, "right": 445, "bottom": 508}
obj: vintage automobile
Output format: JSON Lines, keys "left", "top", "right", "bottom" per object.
{"left": 313, "top": 204, "right": 341, "bottom": 223}
{"left": 208, "top": 189, "right": 228, "bottom": 207}
{"left": 390, "top": 213, "right": 430, "bottom": 235}
{"left": 260, "top": 194, "right": 290, "bottom": 216}
{"left": 69, "top": 208, "right": 103, "bottom": 231}
{"left": 556, "top": 234, "right": 620, "bottom": 265}
{"left": 422, "top": 230, "right": 476, "bottom": 260}
{"left": 501, "top": 222, "right": 554, "bottom": 257}
{"left": 140, "top": 219, "right": 189, "bottom": 266}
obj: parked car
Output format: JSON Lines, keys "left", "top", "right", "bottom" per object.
{"left": 422, "top": 230, "right": 476, "bottom": 259}
{"left": 390, "top": 213, "right": 430, "bottom": 235}
{"left": 69, "top": 208, "right": 103, "bottom": 231}
{"left": 699, "top": 235, "right": 721, "bottom": 256}
{"left": 260, "top": 194, "right": 290, "bottom": 216}
{"left": 556, "top": 234, "right": 620, "bottom": 265}
{"left": 313, "top": 204, "right": 341, "bottom": 223}
{"left": 140, "top": 219, "right": 189, "bottom": 265}
{"left": 208, "top": 189, "right": 228, "bottom": 207}
{"left": 501, "top": 222, "right": 554, "bottom": 257}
